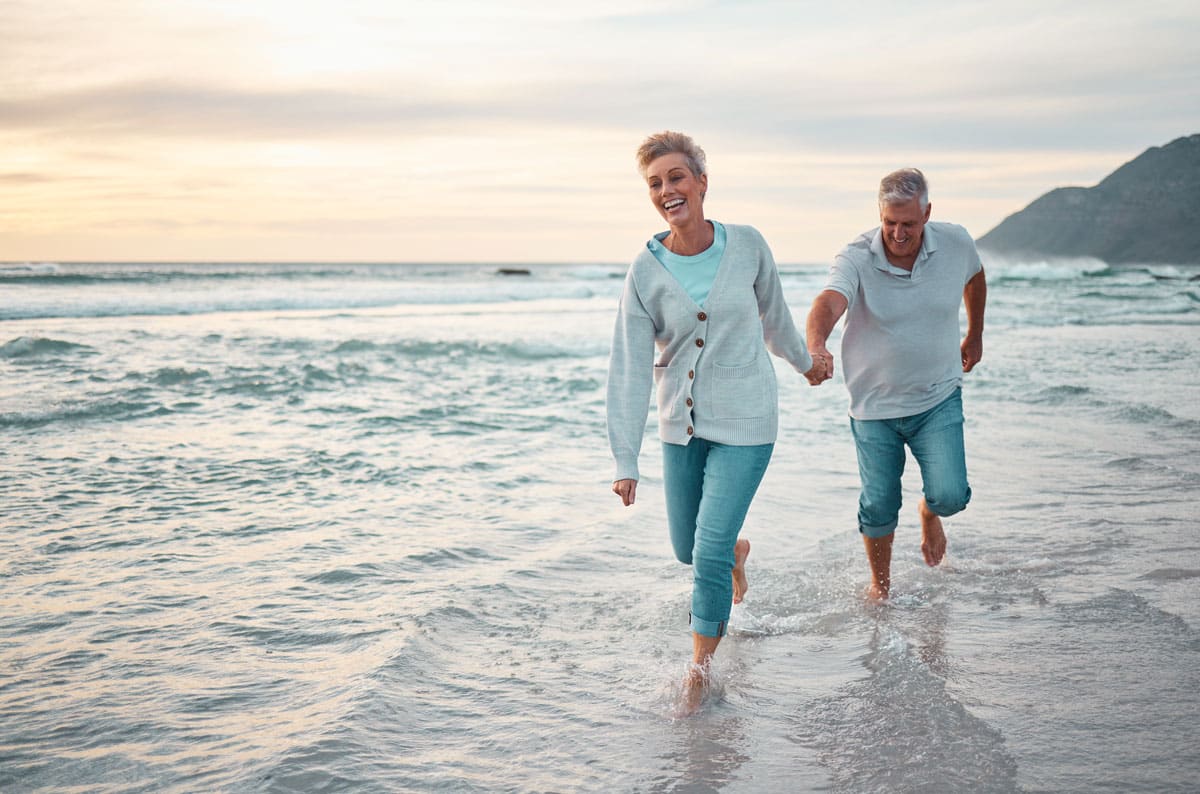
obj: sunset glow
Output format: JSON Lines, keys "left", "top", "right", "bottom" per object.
{"left": 3, "top": 1, "right": 1198, "bottom": 263}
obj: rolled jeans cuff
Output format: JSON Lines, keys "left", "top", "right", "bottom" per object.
{"left": 690, "top": 612, "right": 727, "bottom": 638}
{"left": 859, "top": 519, "right": 898, "bottom": 539}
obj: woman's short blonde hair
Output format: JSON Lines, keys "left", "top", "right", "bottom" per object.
{"left": 636, "top": 131, "right": 707, "bottom": 178}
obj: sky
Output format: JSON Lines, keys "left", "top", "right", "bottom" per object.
{"left": 3, "top": 0, "right": 1199, "bottom": 264}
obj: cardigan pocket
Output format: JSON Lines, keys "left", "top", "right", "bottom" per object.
{"left": 709, "top": 353, "right": 773, "bottom": 419}
{"left": 654, "top": 362, "right": 690, "bottom": 420}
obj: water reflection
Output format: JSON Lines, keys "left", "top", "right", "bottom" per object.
{"left": 837, "top": 598, "right": 1019, "bottom": 792}
{"left": 651, "top": 710, "right": 749, "bottom": 793}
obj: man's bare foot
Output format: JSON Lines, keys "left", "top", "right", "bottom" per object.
{"left": 862, "top": 533, "right": 893, "bottom": 603}
{"left": 732, "top": 538, "right": 751, "bottom": 604}
{"left": 919, "top": 498, "right": 947, "bottom": 566}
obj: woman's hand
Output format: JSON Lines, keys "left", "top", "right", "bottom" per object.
{"left": 612, "top": 478, "right": 638, "bottom": 506}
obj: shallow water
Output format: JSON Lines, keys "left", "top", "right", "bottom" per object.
{"left": 2, "top": 258, "right": 1198, "bottom": 792}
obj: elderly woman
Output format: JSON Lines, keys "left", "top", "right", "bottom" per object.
{"left": 607, "top": 131, "right": 827, "bottom": 707}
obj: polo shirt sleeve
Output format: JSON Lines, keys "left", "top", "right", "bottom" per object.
{"left": 825, "top": 253, "right": 861, "bottom": 310}
{"left": 965, "top": 237, "right": 984, "bottom": 282}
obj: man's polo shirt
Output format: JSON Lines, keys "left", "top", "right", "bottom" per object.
{"left": 824, "top": 221, "right": 983, "bottom": 420}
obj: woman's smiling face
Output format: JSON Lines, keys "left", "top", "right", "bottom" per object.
{"left": 644, "top": 153, "right": 707, "bottom": 228}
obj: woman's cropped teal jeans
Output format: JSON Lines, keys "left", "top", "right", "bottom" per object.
{"left": 662, "top": 438, "right": 773, "bottom": 638}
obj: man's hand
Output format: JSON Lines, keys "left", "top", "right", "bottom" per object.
{"left": 961, "top": 334, "right": 982, "bottom": 372}
{"left": 612, "top": 478, "right": 637, "bottom": 506}
{"left": 804, "top": 347, "right": 834, "bottom": 385}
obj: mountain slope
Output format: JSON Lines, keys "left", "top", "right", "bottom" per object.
{"left": 977, "top": 134, "right": 1200, "bottom": 265}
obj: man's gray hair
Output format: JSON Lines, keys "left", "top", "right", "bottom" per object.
{"left": 636, "top": 131, "right": 707, "bottom": 178}
{"left": 878, "top": 168, "right": 929, "bottom": 209}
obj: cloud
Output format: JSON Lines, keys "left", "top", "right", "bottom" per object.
{"left": 7, "top": 63, "right": 1194, "bottom": 158}
{"left": 4, "top": 1, "right": 1198, "bottom": 156}
{"left": 0, "top": 172, "right": 58, "bottom": 185}
{"left": 0, "top": 82, "right": 471, "bottom": 140}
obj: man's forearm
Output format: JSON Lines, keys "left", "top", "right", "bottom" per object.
{"left": 807, "top": 290, "right": 848, "bottom": 349}
{"left": 964, "top": 268, "right": 987, "bottom": 337}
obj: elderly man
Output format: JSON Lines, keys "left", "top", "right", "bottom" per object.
{"left": 806, "top": 168, "right": 987, "bottom": 600}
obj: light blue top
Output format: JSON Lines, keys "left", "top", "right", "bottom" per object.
{"left": 647, "top": 221, "right": 726, "bottom": 307}
{"left": 825, "top": 221, "right": 983, "bottom": 420}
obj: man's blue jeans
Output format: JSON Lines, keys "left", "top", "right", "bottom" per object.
{"left": 850, "top": 389, "right": 971, "bottom": 539}
{"left": 662, "top": 439, "right": 773, "bottom": 638}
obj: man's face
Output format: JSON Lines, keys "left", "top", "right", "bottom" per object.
{"left": 879, "top": 197, "right": 931, "bottom": 262}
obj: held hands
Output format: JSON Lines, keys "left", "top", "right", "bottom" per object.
{"left": 612, "top": 478, "right": 637, "bottom": 506}
{"left": 804, "top": 347, "right": 835, "bottom": 386}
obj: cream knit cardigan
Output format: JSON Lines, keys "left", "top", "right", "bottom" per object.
{"left": 606, "top": 224, "right": 813, "bottom": 482}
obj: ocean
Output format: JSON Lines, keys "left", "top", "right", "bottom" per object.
{"left": 2, "top": 256, "right": 1198, "bottom": 792}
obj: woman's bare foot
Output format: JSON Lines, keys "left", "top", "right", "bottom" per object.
{"left": 679, "top": 663, "right": 708, "bottom": 716}
{"left": 865, "top": 581, "right": 890, "bottom": 601}
{"left": 918, "top": 498, "right": 947, "bottom": 566}
{"left": 678, "top": 633, "right": 720, "bottom": 716}
{"left": 732, "top": 538, "right": 751, "bottom": 604}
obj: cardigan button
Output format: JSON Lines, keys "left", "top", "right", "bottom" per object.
{"left": 686, "top": 426, "right": 694, "bottom": 435}
{"left": 686, "top": 398, "right": 693, "bottom": 407}
{"left": 697, "top": 311, "right": 707, "bottom": 321}
{"left": 695, "top": 339, "right": 704, "bottom": 348}
{"left": 688, "top": 370, "right": 694, "bottom": 379}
